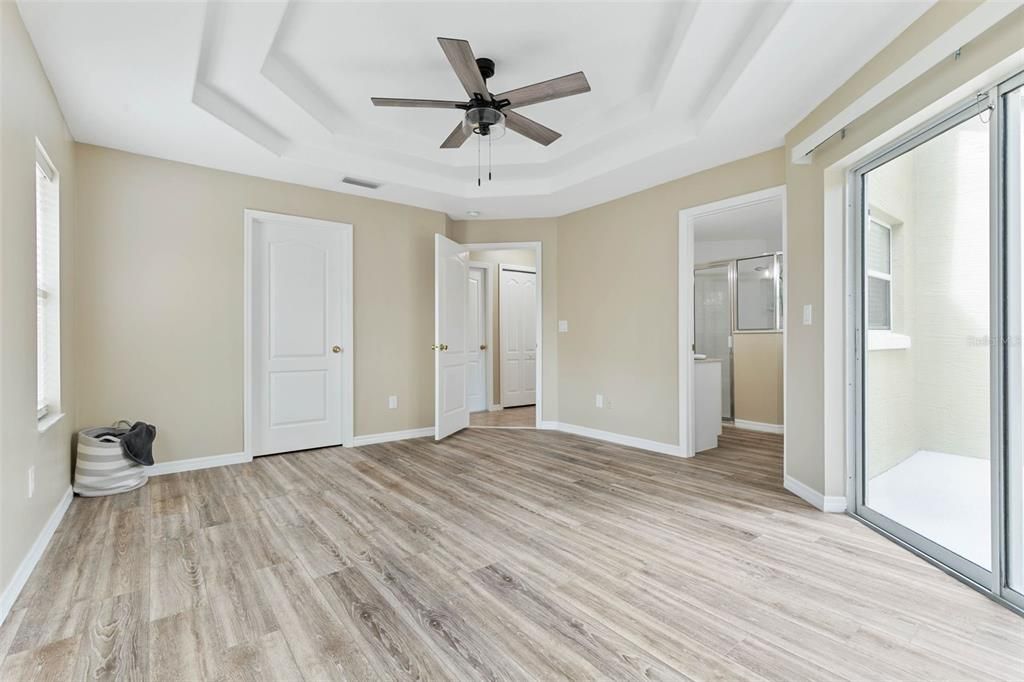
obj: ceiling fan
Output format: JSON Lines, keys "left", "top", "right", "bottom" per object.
{"left": 371, "top": 37, "right": 591, "bottom": 149}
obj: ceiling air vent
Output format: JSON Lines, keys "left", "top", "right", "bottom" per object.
{"left": 341, "top": 176, "right": 380, "bottom": 190}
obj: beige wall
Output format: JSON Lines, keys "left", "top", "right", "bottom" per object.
{"left": 0, "top": 4, "right": 78, "bottom": 605}
{"left": 447, "top": 219, "right": 558, "bottom": 422}
{"left": 733, "top": 333, "right": 783, "bottom": 426}
{"left": 75, "top": 145, "right": 448, "bottom": 462}
{"left": 556, "top": 149, "right": 785, "bottom": 444}
{"left": 784, "top": 3, "right": 1024, "bottom": 495}
{"left": 467, "top": 249, "right": 536, "bottom": 406}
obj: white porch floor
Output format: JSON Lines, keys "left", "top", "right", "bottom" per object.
{"left": 868, "top": 450, "right": 991, "bottom": 569}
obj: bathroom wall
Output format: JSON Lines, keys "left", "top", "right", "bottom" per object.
{"left": 733, "top": 333, "right": 784, "bottom": 427}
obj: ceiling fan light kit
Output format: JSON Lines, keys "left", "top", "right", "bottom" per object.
{"left": 371, "top": 37, "right": 590, "bottom": 186}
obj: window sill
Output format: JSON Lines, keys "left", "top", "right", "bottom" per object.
{"left": 868, "top": 331, "right": 911, "bottom": 351}
{"left": 37, "top": 411, "right": 65, "bottom": 434}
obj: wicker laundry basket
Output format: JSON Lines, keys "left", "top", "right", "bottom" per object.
{"left": 74, "top": 425, "right": 148, "bottom": 497}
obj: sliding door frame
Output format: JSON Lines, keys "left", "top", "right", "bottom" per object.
{"left": 849, "top": 69, "right": 1024, "bottom": 614}
{"left": 998, "top": 70, "right": 1024, "bottom": 612}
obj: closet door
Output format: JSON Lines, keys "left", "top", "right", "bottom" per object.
{"left": 500, "top": 267, "right": 537, "bottom": 408}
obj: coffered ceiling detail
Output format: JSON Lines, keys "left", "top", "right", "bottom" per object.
{"left": 19, "top": 1, "right": 933, "bottom": 218}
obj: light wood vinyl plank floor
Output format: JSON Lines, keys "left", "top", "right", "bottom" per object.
{"left": 469, "top": 405, "right": 535, "bottom": 428}
{"left": 1, "top": 426, "right": 1021, "bottom": 680}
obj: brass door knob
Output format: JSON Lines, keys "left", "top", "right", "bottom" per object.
{"left": 332, "top": 345, "right": 342, "bottom": 353}
{"left": 431, "top": 344, "right": 440, "bottom": 350}
{"left": 441, "top": 343, "right": 449, "bottom": 351}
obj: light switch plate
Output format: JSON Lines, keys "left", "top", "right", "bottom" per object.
{"left": 802, "top": 304, "right": 813, "bottom": 326}
{"left": 388, "top": 395, "right": 398, "bottom": 409}
{"left": 595, "top": 394, "right": 604, "bottom": 408}
{"left": 558, "top": 320, "right": 569, "bottom": 333}
{"left": 28, "top": 466, "right": 35, "bottom": 498}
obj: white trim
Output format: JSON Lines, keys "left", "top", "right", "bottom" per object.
{"left": 352, "top": 427, "right": 434, "bottom": 447}
{"left": 790, "top": 0, "right": 1021, "bottom": 163}
{"left": 243, "top": 209, "right": 355, "bottom": 460}
{"left": 468, "top": 260, "right": 496, "bottom": 415}
{"left": 553, "top": 422, "right": 684, "bottom": 458}
{"left": 462, "top": 242, "right": 544, "bottom": 429}
{"left": 539, "top": 420, "right": 560, "bottom": 430}
{"left": 734, "top": 419, "right": 784, "bottom": 435}
{"left": 868, "top": 330, "right": 912, "bottom": 351}
{"left": 784, "top": 474, "right": 848, "bottom": 513}
{"left": 488, "top": 404, "right": 504, "bottom": 412}
{"left": 498, "top": 263, "right": 537, "bottom": 410}
{"left": 0, "top": 486, "right": 72, "bottom": 625}
{"left": 149, "top": 451, "right": 251, "bottom": 476}
{"left": 679, "top": 186, "right": 787, "bottom": 461}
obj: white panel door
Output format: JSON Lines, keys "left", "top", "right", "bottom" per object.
{"left": 251, "top": 214, "right": 350, "bottom": 455}
{"left": 467, "top": 267, "right": 487, "bottom": 413}
{"left": 435, "top": 234, "right": 469, "bottom": 439}
{"left": 500, "top": 267, "right": 537, "bottom": 408}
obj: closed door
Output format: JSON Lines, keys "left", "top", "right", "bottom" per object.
{"left": 249, "top": 212, "right": 352, "bottom": 456}
{"left": 500, "top": 267, "right": 537, "bottom": 408}
{"left": 435, "top": 234, "right": 470, "bottom": 439}
{"left": 467, "top": 267, "right": 487, "bottom": 413}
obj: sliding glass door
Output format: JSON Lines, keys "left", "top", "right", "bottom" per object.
{"left": 1001, "top": 72, "right": 1024, "bottom": 610}
{"left": 853, "top": 69, "right": 1024, "bottom": 611}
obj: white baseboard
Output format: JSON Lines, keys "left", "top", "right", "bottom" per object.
{"left": 353, "top": 427, "right": 434, "bottom": 447}
{"left": 784, "top": 474, "right": 847, "bottom": 513}
{"left": 488, "top": 404, "right": 503, "bottom": 412}
{"left": 539, "top": 420, "right": 560, "bottom": 430}
{"left": 149, "top": 451, "right": 251, "bottom": 476}
{"left": 1, "top": 486, "right": 73, "bottom": 626}
{"left": 734, "top": 419, "right": 784, "bottom": 435}
{"left": 552, "top": 422, "right": 686, "bottom": 458}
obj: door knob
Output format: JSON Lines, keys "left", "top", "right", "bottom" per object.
{"left": 332, "top": 345, "right": 342, "bottom": 353}
{"left": 432, "top": 344, "right": 449, "bottom": 351}
{"left": 441, "top": 343, "right": 449, "bottom": 351}
{"left": 480, "top": 344, "right": 487, "bottom": 350}
{"left": 431, "top": 344, "right": 440, "bottom": 350}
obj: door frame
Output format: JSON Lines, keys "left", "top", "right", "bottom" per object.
{"left": 243, "top": 209, "right": 355, "bottom": 459}
{"left": 467, "top": 260, "right": 496, "bottom": 413}
{"left": 463, "top": 242, "right": 543, "bottom": 429}
{"left": 678, "top": 186, "right": 788, "bottom": 458}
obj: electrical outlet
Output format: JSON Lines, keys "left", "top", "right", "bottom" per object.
{"left": 28, "top": 466, "right": 35, "bottom": 498}
{"left": 558, "top": 320, "right": 569, "bottom": 333}
{"left": 595, "top": 394, "right": 604, "bottom": 408}
{"left": 802, "top": 304, "right": 813, "bottom": 326}
{"left": 388, "top": 395, "right": 398, "bottom": 409}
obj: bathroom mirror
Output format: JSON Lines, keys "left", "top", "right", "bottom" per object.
{"left": 736, "top": 255, "right": 779, "bottom": 331}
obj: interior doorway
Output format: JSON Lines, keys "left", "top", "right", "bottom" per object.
{"left": 679, "top": 186, "right": 786, "bottom": 457}
{"left": 434, "top": 237, "right": 542, "bottom": 438}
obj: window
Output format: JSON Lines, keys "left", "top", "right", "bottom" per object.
{"left": 36, "top": 142, "right": 60, "bottom": 422}
{"left": 866, "top": 216, "right": 892, "bottom": 330}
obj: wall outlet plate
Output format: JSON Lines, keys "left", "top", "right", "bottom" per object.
{"left": 388, "top": 395, "right": 398, "bottom": 409}
{"left": 28, "top": 466, "right": 35, "bottom": 498}
{"left": 595, "top": 394, "right": 604, "bottom": 408}
{"left": 558, "top": 320, "right": 569, "bottom": 333}
{"left": 802, "top": 304, "right": 813, "bottom": 326}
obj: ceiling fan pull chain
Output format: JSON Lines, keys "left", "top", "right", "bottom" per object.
{"left": 477, "top": 133, "right": 481, "bottom": 187}
{"left": 488, "top": 134, "right": 493, "bottom": 182}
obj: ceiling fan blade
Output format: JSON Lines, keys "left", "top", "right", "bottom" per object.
{"left": 505, "top": 111, "right": 561, "bottom": 146}
{"left": 440, "top": 121, "right": 471, "bottom": 149}
{"left": 497, "top": 72, "right": 590, "bottom": 109}
{"left": 437, "top": 37, "right": 489, "bottom": 98}
{"left": 371, "top": 97, "right": 464, "bottom": 109}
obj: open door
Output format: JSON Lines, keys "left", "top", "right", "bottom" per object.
{"left": 435, "top": 234, "right": 469, "bottom": 439}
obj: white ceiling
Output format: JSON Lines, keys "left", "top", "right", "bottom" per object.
{"left": 18, "top": 0, "right": 932, "bottom": 219}
{"left": 694, "top": 198, "right": 783, "bottom": 249}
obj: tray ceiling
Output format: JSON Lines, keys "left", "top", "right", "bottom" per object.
{"left": 18, "top": 1, "right": 933, "bottom": 218}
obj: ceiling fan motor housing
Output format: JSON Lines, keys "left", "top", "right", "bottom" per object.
{"left": 463, "top": 106, "right": 505, "bottom": 138}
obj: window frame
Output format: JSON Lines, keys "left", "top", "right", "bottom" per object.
{"left": 35, "top": 141, "right": 61, "bottom": 424}
{"left": 866, "top": 214, "right": 893, "bottom": 332}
